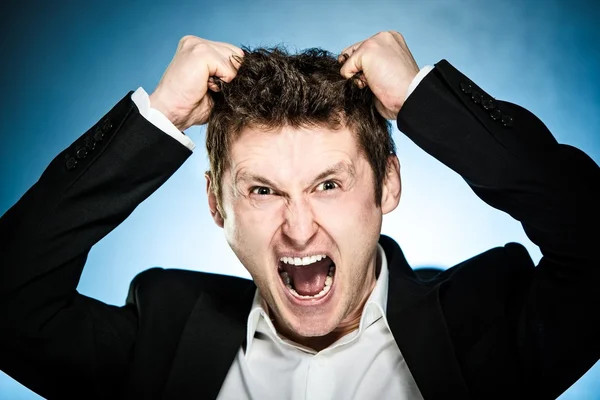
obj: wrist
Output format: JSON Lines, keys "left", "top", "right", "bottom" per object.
{"left": 405, "top": 65, "right": 434, "bottom": 101}
{"left": 148, "top": 90, "right": 190, "bottom": 131}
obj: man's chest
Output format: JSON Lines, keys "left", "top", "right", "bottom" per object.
{"left": 216, "top": 318, "right": 424, "bottom": 400}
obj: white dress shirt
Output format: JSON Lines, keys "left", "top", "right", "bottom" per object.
{"left": 216, "top": 244, "right": 424, "bottom": 400}
{"left": 131, "top": 65, "right": 434, "bottom": 399}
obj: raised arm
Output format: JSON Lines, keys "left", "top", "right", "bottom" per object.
{"left": 0, "top": 36, "right": 243, "bottom": 399}
{"left": 340, "top": 31, "right": 600, "bottom": 398}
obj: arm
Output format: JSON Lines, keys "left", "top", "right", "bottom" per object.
{"left": 0, "top": 95, "right": 192, "bottom": 399}
{"left": 0, "top": 36, "right": 244, "bottom": 399}
{"left": 340, "top": 31, "right": 600, "bottom": 398}
{"left": 398, "top": 59, "right": 600, "bottom": 398}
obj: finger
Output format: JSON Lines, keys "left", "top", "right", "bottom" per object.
{"left": 340, "top": 40, "right": 364, "bottom": 59}
{"left": 208, "top": 76, "right": 223, "bottom": 92}
{"left": 337, "top": 52, "right": 349, "bottom": 64}
{"left": 374, "top": 99, "right": 386, "bottom": 118}
{"left": 230, "top": 53, "right": 243, "bottom": 70}
{"left": 218, "top": 47, "right": 244, "bottom": 71}
{"left": 214, "top": 41, "right": 245, "bottom": 59}
{"left": 339, "top": 45, "right": 364, "bottom": 79}
{"left": 218, "top": 54, "right": 242, "bottom": 83}
{"left": 388, "top": 30, "right": 406, "bottom": 45}
{"left": 374, "top": 98, "right": 394, "bottom": 120}
{"left": 206, "top": 52, "right": 241, "bottom": 85}
{"left": 354, "top": 73, "right": 367, "bottom": 89}
{"left": 211, "top": 45, "right": 245, "bottom": 78}
{"left": 338, "top": 42, "right": 363, "bottom": 64}
{"left": 190, "top": 95, "right": 214, "bottom": 126}
{"left": 213, "top": 42, "right": 245, "bottom": 71}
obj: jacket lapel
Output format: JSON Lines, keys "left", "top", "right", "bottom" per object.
{"left": 381, "top": 235, "right": 471, "bottom": 399}
{"left": 162, "top": 236, "right": 470, "bottom": 399}
{"left": 162, "top": 279, "right": 255, "bottom": 400}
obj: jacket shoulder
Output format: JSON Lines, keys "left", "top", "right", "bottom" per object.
{"left": 441, "top": 242, "right": 534, "bottom": 282}
{"left": 126, "top": 267, "right": 255, "bottom": 315}
{"left": 438, "top": 243, "right": 536, "bottom": 350}
{"left": 438, "top": 242, "right": 535, "bottom": 308}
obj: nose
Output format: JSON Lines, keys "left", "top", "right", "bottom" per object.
{"left": 282, "top": 196, "right": 318, "bottom": 246}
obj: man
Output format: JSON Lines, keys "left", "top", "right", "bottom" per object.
{"left": 0, "top": 31, "right": 598, "bottom": 399}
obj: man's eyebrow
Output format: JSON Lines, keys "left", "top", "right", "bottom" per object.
{"left": 234, "top": 170, "right": 278, "bottom": 188}
{"left": 233, "top": 161, "right": 355, "bottom": 188}
{"left": 310, "top": 161, "right": 356, "bottom": 185}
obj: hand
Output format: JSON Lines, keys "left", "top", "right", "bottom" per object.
{"left": 149, "top": 36, "right": 244, "bottom": 131}
{"left": 339, "top": 31, "right": 420, "bottom": 120}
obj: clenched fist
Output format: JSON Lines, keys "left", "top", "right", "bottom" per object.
{"left": 339, "top": 31, "right": 420, "bottom": 120}
{"left": 149, "top": 36, "right": 244, "bottom": 131}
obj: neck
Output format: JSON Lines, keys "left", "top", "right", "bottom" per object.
{"left": 278, "top": 295, "right": 371, "bottom": 351}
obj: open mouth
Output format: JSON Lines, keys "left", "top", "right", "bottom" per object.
{"left": 278, "top": 255, "right": 336, "bottom": 299}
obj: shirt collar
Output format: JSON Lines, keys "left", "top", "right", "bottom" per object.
{"left": 245, "top": 243, "right": 390, "bottom": 357}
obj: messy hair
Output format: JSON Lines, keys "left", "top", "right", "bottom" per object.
{"left": 206, "top": 46, "right": 395, "bottom": 214}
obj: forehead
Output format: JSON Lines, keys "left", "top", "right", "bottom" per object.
{"left": 229, "top": 124, "right": 362, "bottom": 169}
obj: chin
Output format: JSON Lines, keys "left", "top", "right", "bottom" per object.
{"left": 278, "top": 305, "right": 343, "bottom": 338}
{"left": 288, "top": 319, "right": 338, "bottom": 337}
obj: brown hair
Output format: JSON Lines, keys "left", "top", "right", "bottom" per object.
{"left": 206, "top": 47, "right": 395, "bottom": 215}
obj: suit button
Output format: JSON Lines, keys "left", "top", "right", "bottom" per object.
{"left": 471, "top": 92, "right": 482, "bottom": 104}
{"left": 460, "top": 81, "right": 473, "bottom": 94}
{"left": 85, "top": 136, "right": 96, "bottom": 151}
{"left": 501, "top": 114, "right": 514, "bottom": 127}
{"left": 482, "top": 98, "right": 496, "bottom": 110}
{"left": 102, "top": 118, "right": 113, "bottom": 132}
{"left": 65, "top": 157, "right": 77, "bottom": 171}
{"left": 76, "top": 146, "right": 88, "bottom": 159}
{"left": 93, "top": 127, "right": 105, "bottom": 142}
{"left": 490, "top": 109, "right": 502, "bottom": 121}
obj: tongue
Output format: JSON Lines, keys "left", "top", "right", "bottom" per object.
{"left": 285, "top": 260, "right": 331, "bottom": 296}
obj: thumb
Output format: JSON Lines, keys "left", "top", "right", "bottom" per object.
{"left": 374, "top": 98, "right": 395, "bottom": 120}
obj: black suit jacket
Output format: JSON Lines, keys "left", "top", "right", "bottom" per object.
{"left": 1, "top": 61, "right": 598, "bottom": 400}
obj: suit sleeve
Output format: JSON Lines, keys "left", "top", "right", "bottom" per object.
{"left": 0, "top": 93, "right": 192, "bottom": 399}
{"left": 397, "top": 60, "right": 600, "bottom": 398}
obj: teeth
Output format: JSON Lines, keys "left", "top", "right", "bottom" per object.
{"left": 280, "top": 254, "right": 327, "bottom": 266}
{"left": 284, "top": 273, "right": 334, "bottom": 299}
{"left": 280, "top": 271, "right": 291, "bottom": 286}
{"left": 281, "top": 265, "right": 336, "bottom": 300}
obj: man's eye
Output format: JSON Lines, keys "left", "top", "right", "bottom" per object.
{"left": 251, "top": 187, "right": 273, "bottom": 195}
{"left": 317, "top": 181, "right": 338, "bottom": 191}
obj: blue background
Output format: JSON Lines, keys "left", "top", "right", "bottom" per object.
{"left": 1, "top": 0, "right": 599, "bottom": 398}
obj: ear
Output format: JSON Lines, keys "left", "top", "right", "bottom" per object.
{"left": 381, "top": 155, "right": 401, "bottom": 214}
{"left": 205, "top": 172, "right": 225, "bottom": 228}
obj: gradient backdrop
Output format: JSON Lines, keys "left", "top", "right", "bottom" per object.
{"left": 1, "top": 0, "right": 599, "bottom": 398}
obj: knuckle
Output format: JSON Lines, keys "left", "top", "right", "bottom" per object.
{"left": 382, "top": 31, "right": 397, "bottom": 41}
{"left": 190, "top": 41, "right": 211, "bottom": 55}
{"left": 361, "top": 39, "right": 377, "bottom": 51}
{"left": 392, "top": 31, "right": 406, "bottom": 43}
{"left": 179, "top": 35, "right": 197, "bottom": 46}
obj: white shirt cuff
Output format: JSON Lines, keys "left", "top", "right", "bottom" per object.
{"left": 405, "top": 65, "right": 434, "bottom": 100}
{"left": 131, "top": 87, "right": 196, "bottom": 151}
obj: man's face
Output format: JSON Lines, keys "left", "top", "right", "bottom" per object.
{"left": 208, "top": 125, "right": 400, "bottom": 338}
